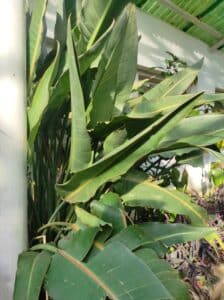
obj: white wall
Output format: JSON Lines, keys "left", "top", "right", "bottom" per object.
{"left": 137, "top": 9, "right": 224, "bottom": 92}
{"left": 0, "top": 0, "right": 26, "bottom": 299}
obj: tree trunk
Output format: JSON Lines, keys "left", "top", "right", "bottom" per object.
{"left": 0, "top": 0, "right": 27, "bottom": 299}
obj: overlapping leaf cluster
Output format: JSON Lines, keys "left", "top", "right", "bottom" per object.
{"left": 14, "top": 0, "right": 224, "bottom": 299}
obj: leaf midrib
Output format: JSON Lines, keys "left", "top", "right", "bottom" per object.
{"left": 58, "top": 249, "right": 118, "bottom": 300}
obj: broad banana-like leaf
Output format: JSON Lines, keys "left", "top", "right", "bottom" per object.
{"left": 79, "top": 0, "right": 130, "bottom": 50}
{"left": 131, "top": 59, "right": 203, "bottom": 116}
{"left": 90, "top": 4, "right": 136, "bottom": 126}
{"left": 114, "top": 170, "right": 208, "bottom": 226}
{"left": 139, "top": 222, "right": 214, "bottom": 245}
{"left": 28, "top": 0, "right": 48, "bottom": 84}
{"left": 114, "top": 4, "right": 138, "bottom": 110}
{"left": 67, "top": 19, "right": 92, "bottom": 172}
{"left": 28, "top": 43, "right": 60, "bottom": 147}
{"left": 14, "top": 251, "right": 51, "bottom": 300}
{"left": 199, "top": 93, "right": 224, "bottom": 105}
{"left": 161, "top": 114, "right": 224, "bottom": 147}
{"left": 89, "top": 93, "right": 201, "bottom": 175}
{"left": 46, "top": 241, "right": 183, "bottom": 300}
{"left": 56, "top": 92, "right": 202, "bottom": 203}
{"left": 128, "top": 92, "right": 224, "bottom": 118}
{"left": 135, "top": 248, "right": 190, "bottom": 300}
{"left": 128, "top": 94, "right": 200, "bottom": 119}
{"left": 58, "top": 227, "right": 99, "bottom": 260}
{"left": 110, "top": 223, "right": 214, "bottom": 251}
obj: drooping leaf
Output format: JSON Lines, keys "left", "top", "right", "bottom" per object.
{"left": 114, "top": 170, "right": 208, "bottom": 226}
{"left": 198, "top": 93, "right": 224, "bottom": 105}
{"left": 131, "top": 59, "right": 203, "bottom": 116}
{"left": 161, "top": 114, "right": 224, "bottom": 147}
{"left": 128, "top": 94, "right": 199, "bottom": 119}
{"left": 138, "top": 222, "right": 214, "bottom": 245}
{"left": 67, "top": 19, "right": 92, "bottom": 172}
{"left": 110, "top": 223, "right": 214, "bottom": 251}
{"left": 28, "top": 0, "right": 48, "bottom": 84}
{"left": 57, "top": 92, "right": 202, "bottom": 203}
{"left": 109, "top": 225, "right": 154, "bottom": 251}
{"left": 14, "top": 251, "right": 51, "bottom": 300}
{"left": 28, "top": 44, "right": 60, "bottom": 147}
{"left": 46, "top": 241, "right": 178, "bottom": 300}
{"left": 135, "top": 248, "right": 190, "bottom": 300}
{"left": 58, "top": 227, "right": 99, "bottom": 260}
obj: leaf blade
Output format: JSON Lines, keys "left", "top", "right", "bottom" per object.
{"left": 14, "top": 251, "right": 51, "bottom": 300}
{"left": 67, "top": 18, "right": 92, "bottom": 172}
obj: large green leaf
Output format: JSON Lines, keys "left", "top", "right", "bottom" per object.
{"left": 110, "top": 223, "right": 214, "bottom": 251}
{"left": 67, "top": 19, "right": 92, "bottom": 172}
{"left": 139, "top": 222, "right": 214, "bottom": 245}
{"left": 14, "top": 251, "right": 51, "bottom": 300}
{"left": 46, "top": 241, "right": 181, "bottom": 300}
{"left": 28, "top": 0, "right": 48, "bottom": 84}
{"left": 57, "top": 93, "right": 202, "bottom": 203}
{"left": 135, "top": 248, "right": 190, "bottom": 300}
{"left": 79, "top": 23, "right": 114, "bottom": 75}
{"left": 79, "top": 0, "right": 130, "bottom": 50}
{"left": 114, "top": 170, "right": 208, "bottom": 226}
{"left": 114, "top": 4, "right": 138, "bottom": 110}
{"left": 90, "top": 4, "right": 137, "bottom": 126}
{"left": 130, "top": 60, "right": 203, "bottom": 116}
{"left": 199, "top": 93, "right": 224, "bottom": 105}
{"left": 28, "top": 44, "right": 60, "bottom": 147}
{"left": 58, "top": 227, "right": 99, "bottom": 260}
{"left": 128, "top": 94, "right": 199, "bottom": 119}
{"left": 161, "top": 114, "right": 224, "bottom": 147}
